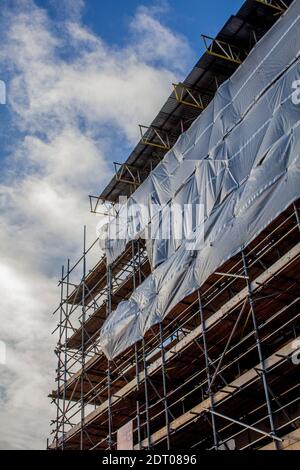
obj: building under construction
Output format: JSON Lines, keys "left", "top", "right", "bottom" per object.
{"left": 48, "top": 0, "right": 300, "bottom": 451}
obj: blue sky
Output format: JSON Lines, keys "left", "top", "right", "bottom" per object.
{"left": 47, "top": 0, "right": 244, "bottom": 48}
{"left": 0, "top": 0, "right": 244, "bottom": 450}
{"left": 37, "top": 0, "right": 244, "bottom": 50}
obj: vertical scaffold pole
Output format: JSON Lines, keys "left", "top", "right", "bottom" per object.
{"left": 137, "top": 240, "right": 142, "bottom": 285}
{"left": 107, "top": 260, "right": 113, "bottom": 449}
{"left": 80, "top": 226, "right": 86, "bottom": 450}
{"left": 132, "top": 241, "right": 142, "bottom": 448}
{"left": 242, "top": 250, "right": 280, "bottom": 450}
{"left": 107, "top": 263, "right": 112, "bottom": 317}
{"left": 197, "top": 290, "right": 218, "bottom": 449}
{"left": 143, "top": 339, "right": 151, "bottom": 449}
{"left": 62, "top": 259, "right": 70, "bottom": 450}
{"left": 107, "top": 360, "right": 113, "bottom": 450}
{"left": 132, "top": 240, "right": 136, "bottom": 291}
{"left": 135, "top": 344, "right": 141, "bottom": 449}
{"left": 159, "top": 321, "right": 171, "bottom": 450}
{"left": 56, "top": 265, "right": 64, "bottom": 449}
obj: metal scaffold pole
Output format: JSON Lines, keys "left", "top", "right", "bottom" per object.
{"left": 55, "top": 265, "right": 64, "bottom": 449}
{"left": 107, "top": 360, "right": 113, "bottom": 450}
{"left": 159, "top": 321, "right": 171, "bottom": 450}
{"left": 135, "top": 344, "right": 142, "bottom": 449}
{"left": 197, "top": 290, "right": 218, "bottom": 449}
{"left": 62, "top": 258, "right": 70, "bottom": 449}
{"left": 107, "top": 260, "right": 113, "bottom": 449}
{"left": 132, "top": 241, "right": 142, "bottom": 449}
{"left": 143, "top": 339, "right": 151, "bottom": 449}
{"left": 241, "top": 250, "right": 280, "bottom": 450}
{"left": 80, "top": 226, "right": 87, "bottom": 450}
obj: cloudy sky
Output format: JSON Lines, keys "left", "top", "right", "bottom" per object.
{"left": 0, "top": 0, "right": 243, "bottom": 450}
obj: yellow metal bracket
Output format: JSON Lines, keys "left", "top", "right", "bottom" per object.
{"left": 114, "top": 162, "right": 142, "bottom": 189}
{"left": 173, "top": 83, "right": 207, "bottom": 110}
{"left": 201, "top": 34, "right": 244, "bottom": 65}
{"left": 255, "top": 0, "right": 288, "bottom": 13}
{"left": 139, "top": 125, "right": 171, "bottom": 150}
{"left": 89, "top": 196, "right": 116, "bottom": 215}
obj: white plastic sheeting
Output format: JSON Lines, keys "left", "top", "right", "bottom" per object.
{"left": 99, "top": 1, "right": 300, "bottom": 360}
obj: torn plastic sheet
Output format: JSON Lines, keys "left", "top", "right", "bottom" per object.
{"left": 99, "top": 1, "right": 300, "bottom": 359}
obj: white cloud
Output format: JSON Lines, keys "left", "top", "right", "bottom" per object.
{"left": 130, "top": 5, "right": 192, "bottom": 73}
{"left": 49, "top": 0, "right": 85, "bottom": 22}
{"left": 0, "top": 0, "right": 193, "bottom": 449}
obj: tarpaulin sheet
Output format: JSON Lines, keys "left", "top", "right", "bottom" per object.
{"left": 99, "top": 1, "right": 300, "bottom": 359}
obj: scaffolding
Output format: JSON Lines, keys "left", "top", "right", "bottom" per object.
{"left": 48, "top": 200, "right": 300, "bottom": 450}
{"left": 48, "top": 0, "right": 299, "bottom": 451}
